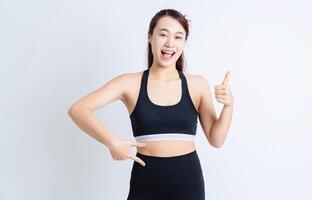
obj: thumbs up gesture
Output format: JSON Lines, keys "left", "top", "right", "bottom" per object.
{"left": 214, "top": 71, "right": 234, "bottom": 106}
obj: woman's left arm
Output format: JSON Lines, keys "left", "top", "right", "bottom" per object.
{"left": 210, "top": 71, "right": 235, "bottom": 148}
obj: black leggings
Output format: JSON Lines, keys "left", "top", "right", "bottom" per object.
{"left": 127, "top": 150, "right": 205, "bottom": 200}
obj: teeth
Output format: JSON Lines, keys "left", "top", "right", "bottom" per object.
{"left": 161, "top": 50, "right": 174, "bottom": 54}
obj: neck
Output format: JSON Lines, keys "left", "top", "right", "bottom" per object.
{"left": 149, "top": 63, "right": 178, "bottom": 81}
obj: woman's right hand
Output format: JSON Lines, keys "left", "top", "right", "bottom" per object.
{"left": 107, "top": 138, "right": 146, "bottom": 166}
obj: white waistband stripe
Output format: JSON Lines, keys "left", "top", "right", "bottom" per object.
{"left": 134, "top": 133, "right": 195, "bottom": 142}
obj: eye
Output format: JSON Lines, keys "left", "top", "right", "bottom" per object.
{"left": 160, "top": 33, "right": 167, "bottom": 37}
{"left": 175, "top": 36, "right": 182, "bottom": 40}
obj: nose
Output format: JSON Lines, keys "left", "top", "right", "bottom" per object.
{"left": 164, "top": 36, "right": 174, "bottom": 47}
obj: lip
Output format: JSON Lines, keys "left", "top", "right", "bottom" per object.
{"left": 160, "top": 51, "right": 175, "bottom": 60}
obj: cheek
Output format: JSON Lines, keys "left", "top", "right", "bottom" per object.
{"left": 151, "top": 46, "right": 162, "bottom": 59}
{"left": 155, "top": 38, "right": 166, "bottom": 48}
{"left": 177, "top": 44, "right": 185, "bottom": 54}
{"left": 151, "top": 44, "right": 160, "bottom": 55}
{"left": 151, "top": 40, "right": 164, "bottom": 53}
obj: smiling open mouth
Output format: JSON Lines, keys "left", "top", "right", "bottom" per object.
{"left": 161, "top": 50, "right": 175, "bottom": 58}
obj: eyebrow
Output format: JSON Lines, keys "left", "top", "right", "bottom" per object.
{"left": 158, "top": 28, "right": 185, "bottom": 35}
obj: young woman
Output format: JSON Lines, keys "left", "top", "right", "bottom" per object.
{"left": 68, "top": 8, "right": 234, "bottom": 200}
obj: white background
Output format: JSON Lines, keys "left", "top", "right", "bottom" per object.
{"left": 1, "top": 0, "right": 311, "bottom": 199}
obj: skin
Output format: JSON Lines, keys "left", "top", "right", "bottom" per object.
{"left": 68, "top": 16, "right": 234, "bottom": 167}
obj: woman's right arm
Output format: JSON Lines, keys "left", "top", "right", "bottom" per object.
{"left": 67, "top": 73, "right": 146, "bottom": 166}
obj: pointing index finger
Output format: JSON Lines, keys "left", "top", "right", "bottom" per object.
{"left": 130, "top": 155, "right": 146, "bottom": 166}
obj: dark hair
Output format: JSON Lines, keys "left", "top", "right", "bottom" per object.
{"left": 147, "top": 9, "right": 191, "bottom": 72}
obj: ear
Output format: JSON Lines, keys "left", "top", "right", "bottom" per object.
{"left": 147, "top": 34, "right": 151, "bottom": 44}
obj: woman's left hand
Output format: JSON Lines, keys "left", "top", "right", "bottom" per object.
{"left": 214, "top": 71, "right": 234, "bottom": 106}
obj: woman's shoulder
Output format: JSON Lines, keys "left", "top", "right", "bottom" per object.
{"left": 119, "top": 70, "right": 144, "bottom": 81}
{"left": 184, "top": 72, "right": 209, "bottom": 87}
{"left": 109, "top": 70, "right": 145, "bottom": 91}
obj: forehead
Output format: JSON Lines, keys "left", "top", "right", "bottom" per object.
{"left": 155, "top": 16, "right": 186, "bottom": 34}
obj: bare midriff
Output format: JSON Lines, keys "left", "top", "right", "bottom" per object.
{"left": 136, "top": 140, "right": 196, "bottom": 157}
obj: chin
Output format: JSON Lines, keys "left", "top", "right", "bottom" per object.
{"left": 161, "top": 63, "right": 176, "bottom": 68}
{"left": 160, "top": 58, "right": 177, "bottom": 65}
{"left": 158, "top": 59, "right": 175, "bottom": 65}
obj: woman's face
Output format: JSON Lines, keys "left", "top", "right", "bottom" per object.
{"left": 148, "top": 16, "right": 186, "bottom": 68}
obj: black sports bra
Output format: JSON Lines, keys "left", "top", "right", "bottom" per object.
{"left": 129, "top": 68, "right": 198, "bottom": 142}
